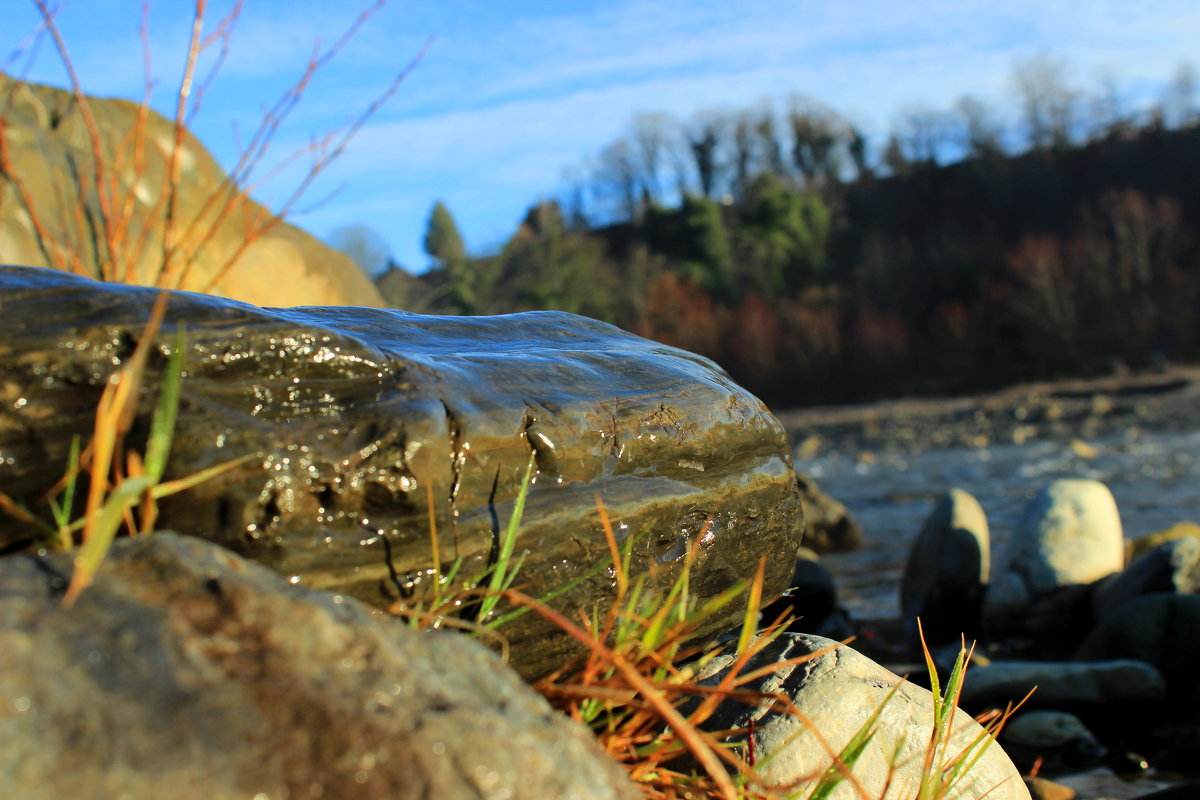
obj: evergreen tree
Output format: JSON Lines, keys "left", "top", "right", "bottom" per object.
{"left": 423, "top": 201, "right": 466, "bottom": 264}
{"left": 422, "top": 201, "right": 491, "bottom": 314}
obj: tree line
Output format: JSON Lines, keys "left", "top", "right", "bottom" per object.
{"left": 353, "top": 55, "right": 1200, "bottom": 407}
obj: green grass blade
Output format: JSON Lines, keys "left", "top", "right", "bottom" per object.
{"left": 142, "top": 327, "right": 186, "bottom": 482}
{"left": 807, "top": 679, "right": 903, "bottom": 800}
{"left": 478, "top": 452, "right": 535, "bottom": 621}
{"left": 63, "top": 475, "right": 155, "bottom": 605}
{"left": 50, "top": 435, "right": 83, "bottom": 536}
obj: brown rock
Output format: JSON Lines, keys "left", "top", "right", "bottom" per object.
{"left": 0, "top": 265, "right": 804, "bottom": 678}
{"left": 0, "top": 74, "right": 383, "bottom": 307}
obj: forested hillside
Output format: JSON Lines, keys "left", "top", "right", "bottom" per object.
{"left": 371, "top": 58, "right": 1200, "bottom": 407}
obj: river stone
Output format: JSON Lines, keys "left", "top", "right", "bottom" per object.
{"left": 0, "top": 74, "right": 383, "bottom": 307}
{"left": 1008, "top": 479, "right": 1125, "bottom": 593}
{"left": 795, "top": 472, "right": 863, "bottom": 552}
{"left": 1092, "top": 537, "right": 1200, "bottom": 621}
{"left": 0, "top": 265, "right": 803, "bottom": 679}
{"left": 958, "top": 659, "right": 1166, "bottom": 710}
{"left": 1075, "top": 594, "right": 1200, "bottom": 680}
{"left": 0, "top": 533, "right": 639, "bottom": 800}
{"left": 999, "top": 711, "right": 1106, "bottom": 776}
{"left": 693, "top": 634, "right": 1029, "bottom": 800}
{"left": 900, "top": 488, "right": 990, "bottom": 648}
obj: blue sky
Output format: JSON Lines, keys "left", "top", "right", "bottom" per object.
{"left": 6, "top": 1, "right": 1199, "bottom": 274}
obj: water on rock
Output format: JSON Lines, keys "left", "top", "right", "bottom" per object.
{"left": 0, "top": 265, "right": 803, "bottom": 677}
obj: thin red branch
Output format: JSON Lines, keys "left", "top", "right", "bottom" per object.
{"left": 31, "top": 0, "right": 119, "bottom": 276}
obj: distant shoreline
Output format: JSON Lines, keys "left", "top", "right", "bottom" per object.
{"left": 774, "top": 363, "right": 1200, "bottom": 455}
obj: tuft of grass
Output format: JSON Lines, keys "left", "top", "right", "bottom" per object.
{"left": 0, "top": 290, "right": 254, "bottom": 604}
{"left": 483, "top": 504, "right": 1026, "bottom": 800}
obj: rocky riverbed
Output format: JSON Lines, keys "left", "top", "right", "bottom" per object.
{"left": 776, "top": 369, "right": 1200, "bottom": 800}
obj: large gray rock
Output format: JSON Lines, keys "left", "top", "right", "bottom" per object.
{"left": 958, "top": 660, "right": 1165, "bottom": 710}
{"left": 694, "top": 634, "right": 1029, "bottom": 800}
{"left": 900, "top": 488, "right": 990, "bottom": 648}
{"left": 0, "top": 533, "right": 638, "bottom": 800}
{"left": 0, "top": 265, "right": 803, "bottom": 678}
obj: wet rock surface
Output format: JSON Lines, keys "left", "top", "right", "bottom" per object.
{"left": 0, "top": 265, "right": 803, "bottom": 678}
{"left": 0, "top": 533, "right": 639, "bottom": 800}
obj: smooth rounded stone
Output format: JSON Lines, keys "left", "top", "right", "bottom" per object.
{"left": 1075, "top": 594, "right": 1200, "bottom": 679}
{"left": 1000, "top": 711, "right": 1106, "bottom": 775}
{"left": 0, "top": 533, "right": 638, "bottom": 800}
{"left": 795, "top": 472, "right": 863, "bottom": 553}
{"left": 900, "top": 488, "right": 990, "bottom": 648}
{"left": 693, "top": 634, "right": 1029, "bottom": 800}
{"left": 1092, "top": 537, "right": 1200, "bottom": 621}
{"left": 0, "top": 75, "right": 383, "bottom": 307}
{"left": 958, "top": 660, "right": 1166, "bottom": 710}
{"left": 0, "top": 266, "right": 803, "bottom": 679}
{"left": 1008, "top": 479, "right": 1125, "bottom": 594}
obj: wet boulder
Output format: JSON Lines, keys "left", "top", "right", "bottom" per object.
{"left": 0, "top": 533, "right": 639, "bottom": 800}
{"left": 0, "top": 265, "right": 803, "bottom": 678}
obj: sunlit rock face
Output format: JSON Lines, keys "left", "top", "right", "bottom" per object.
{"left": 0, "top": 74, "right": 383, "bottom": 308}
{"left": 0, "top": 265, "right": 803, "bottom": 678}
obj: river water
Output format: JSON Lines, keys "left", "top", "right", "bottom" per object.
{"left": 794, "top": 426, "right": 1200, "bottom": 622}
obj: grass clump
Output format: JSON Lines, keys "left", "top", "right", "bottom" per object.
{"left": 470, "top": 499, "right": 1022, "bottom": 799}
{"left": 0, "top": 291, "right": 252, "bottom": 604}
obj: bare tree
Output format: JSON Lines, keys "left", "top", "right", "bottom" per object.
{"left": 731, "top": 110, "right": 759, "bottom": 200}
{"left": 1012, "top": 53, "right": 1079, "bottom": 150}
{"left": 846, "top": 125, "right": 872, "bottom": 180}
{"left": 592, "top": 138, "right": 641, "bottom": 221}
{"left": 881, "top": 134, "right": 910, "bottom": 178}
{"left": 1163, "top": 61, "right": 1198, "bottom": 128}
{"left": 328, "top": 224, "right": 391, "bottom": 276}
{"left": 630, "top": 112, "right": 675, "bottom": 203}
{"left": 893, "top": 104, "right": 954, "bottom": 165}
{"left": 954, "top": 94, "right": 1005, "bottom": 158}
{"left": 787, "top": 98, "right": 842, "bottom": 189}
{"left": 686, "top": 111, "right": 727, "bottom": 200}
{"left": 754, "top": 106, "right": 787, "bottom": 178}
